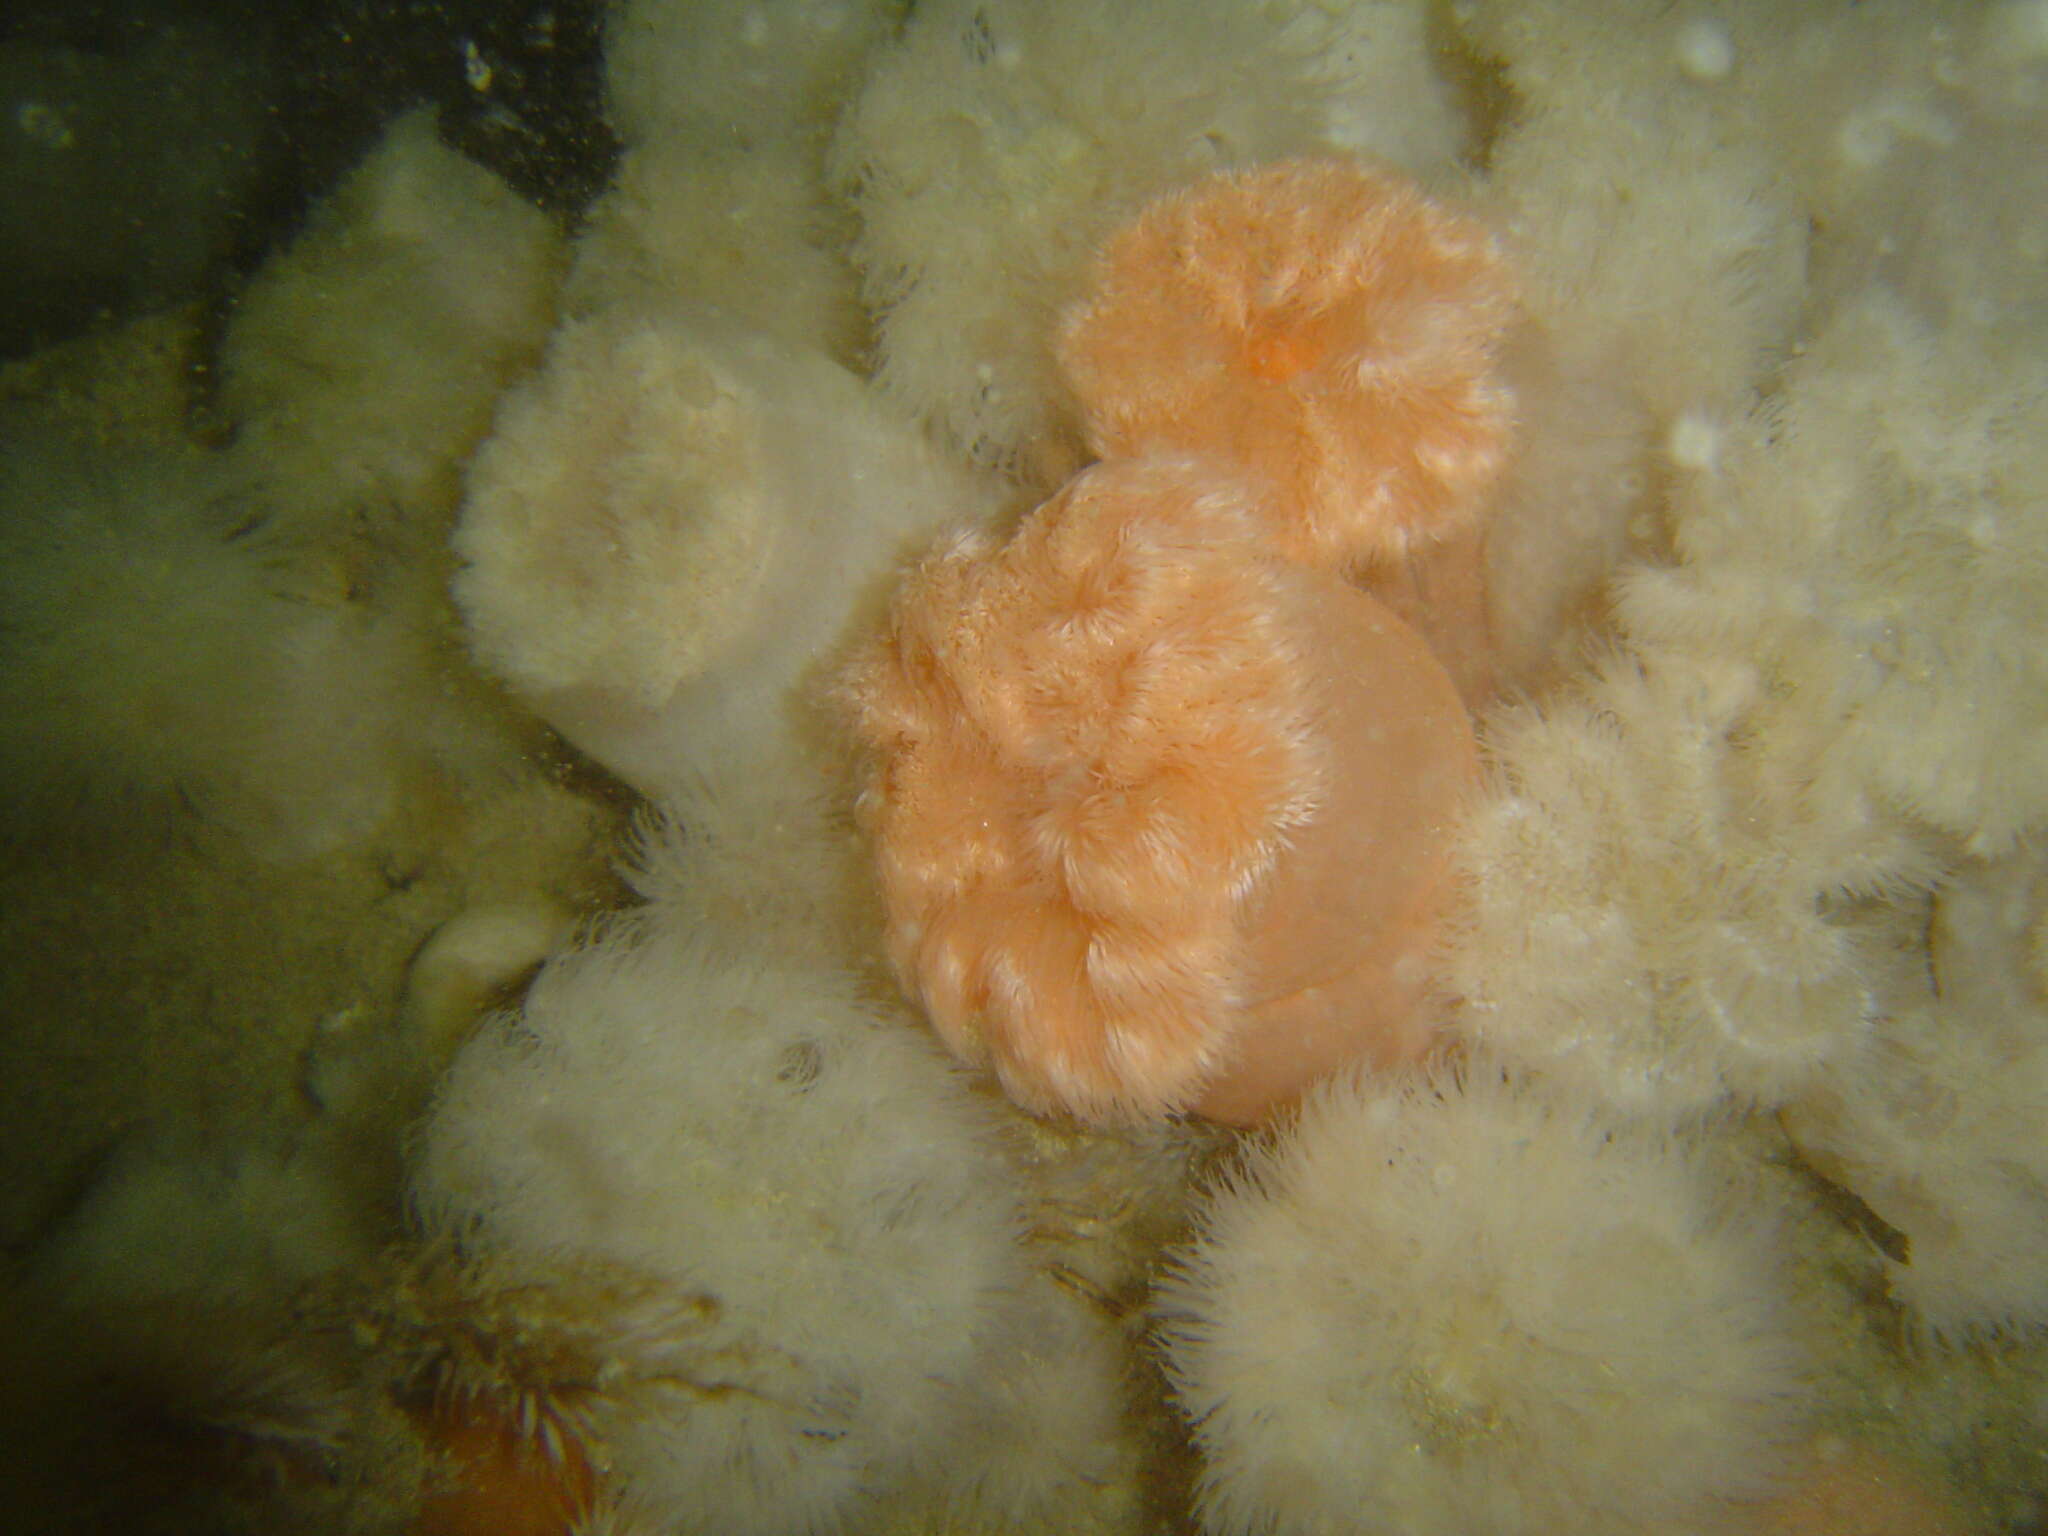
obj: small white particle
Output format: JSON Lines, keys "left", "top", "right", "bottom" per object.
{"left": 1674, "top": 18, "right": 1735, "bottom": 82}
{"left": 1668, "top": 411, "right": 1722, "bottom": 473}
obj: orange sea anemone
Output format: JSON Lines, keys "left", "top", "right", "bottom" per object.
{"left": 1057, "top": 158, "right": 1517, "bottom": 573}
{"left": 842, "top": 458, "right": 1477, "bottom": 1124}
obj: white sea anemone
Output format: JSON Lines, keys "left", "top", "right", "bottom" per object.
{"left": 568, "top": 1, "right": 900, "bottom": 360}
{"left": 452, "top": 303, "right": 998, "bottom": 802}
{"left": 1447, "top": 647, "right": 1914, "bottom": 1123}
{"left": 410, "top": 912, "right": 1028, "bottom": 1533}
{"left": 830, "top": 0, "right": 1333, "bottom": 477}
{"left": 0, "top": 422, "right": 524, "bottom": 861}
{"left": 564, "top": 137, "right": 867, "bottom": 360}
{"left": 1785, "top": 1008, "right": 2048, "bottom": 1344}
{"left": 1157, "top": 1061, "right": 1809, "bottom": 1536}
{"left": 218, "top": 107, "right": 562, "bottom": 531}
{"left": 1781, "top": 849, "right": 2048, "bottom": 1341}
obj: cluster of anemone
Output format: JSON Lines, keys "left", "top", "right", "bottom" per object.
{"left": 842, "top": 156, "right": 1516, "bottom": 1127}
{"left": 17, "top": 2, "right": 2048, "bottom": 1533}
{"left": 838, "top": 132, "right": 2002, "bottom": 1533}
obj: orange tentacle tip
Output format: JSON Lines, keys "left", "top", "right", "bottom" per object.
{"left": 410, "top": 1391, "right": 596, "bottom": 1536}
